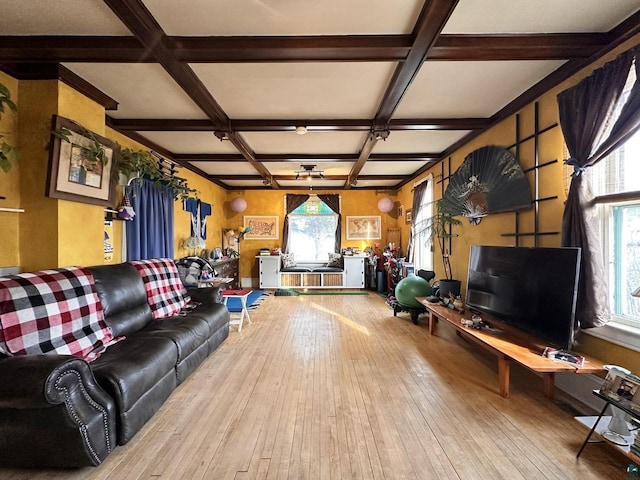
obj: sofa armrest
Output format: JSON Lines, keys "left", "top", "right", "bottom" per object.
{"left": 0, "top": 355, "right": 117, "bottom": 467}
{"left": 0, "top": 355, "right": 87, "bottom": 408}
{"left": 187, "top": 286, "right": 222, "bottom": 304}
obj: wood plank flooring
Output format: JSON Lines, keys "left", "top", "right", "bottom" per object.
{"left": 1, "top": 293, "right": 630, "bottom": 479}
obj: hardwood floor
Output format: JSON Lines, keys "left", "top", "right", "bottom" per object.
{"left": 2, "top": 293, "right": 629, "bottom": 479}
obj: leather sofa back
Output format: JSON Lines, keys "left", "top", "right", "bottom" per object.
{"left": 89, "top": 263, "right": 154, "bottom": 337}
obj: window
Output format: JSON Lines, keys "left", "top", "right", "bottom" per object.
{"left": 588, "top": 66, "right": 640, "bottom": 328}
{"left": 411, "top": 176, "right": 434, "bottom": 271}
{"left": 287, "top": 195, "right": 338, "bottom": 262}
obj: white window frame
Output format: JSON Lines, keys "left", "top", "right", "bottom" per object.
{"left": 411, "top": 175, "right": 434, "bottom": 271}
{"left": 586, "top": 198, "right": 640, "bottom": 352}
{"left": 286, "top": 195, "right": 339, "bottom": 263}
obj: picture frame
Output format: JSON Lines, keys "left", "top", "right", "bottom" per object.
{"left": 405, "top": 208, "right": 413, "bottom": 224}
{"left": 398, "top": 204, "right": 404, "bottom": 219}
{"left": 346, "top": 215, "right": 381, "bottom": 240}
{"left": 600, "top": 369, "right": 640, "bottom": 412}
{"left": 243, "top": 215, "right": 279, "bottom": 240}
{"left": 46, "top": 115, "right": 119, "bottom": 207}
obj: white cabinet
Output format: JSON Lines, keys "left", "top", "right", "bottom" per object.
{"left": 344, "top": 256, "right": 365, "bottom": 288}
{"left": 257, "top": 256, "right": 280, "bottom": 289}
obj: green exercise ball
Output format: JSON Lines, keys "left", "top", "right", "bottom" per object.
{"left": 395, "top": 275, "right": 432, "bottom": 308}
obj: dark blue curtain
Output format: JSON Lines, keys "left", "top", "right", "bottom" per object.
{"left": 125, "top": 178, "right": 175, "bottom": 261}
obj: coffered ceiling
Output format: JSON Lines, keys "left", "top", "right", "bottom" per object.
{"left": 1, "top": 0, "right": 638, "bottom": 190}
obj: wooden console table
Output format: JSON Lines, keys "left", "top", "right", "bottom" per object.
{"left": 416, "top": 299, "right": 605, "bottom": 398}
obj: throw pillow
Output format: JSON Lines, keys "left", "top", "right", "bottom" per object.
{"left": 327, "top": 253, "right": 344, "bottom": 268}
{"left": 130, "top": 258, "right": 190, "bottom": 319}
{"left": 282, "top": 253, "right": 296, "bottom": 269}
{"left": 0, "top": 267, "right": 113, "bottom": 358}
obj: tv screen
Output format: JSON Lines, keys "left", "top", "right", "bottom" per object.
{"left": 465, "top": 245, "right": 581, "bottom": 350}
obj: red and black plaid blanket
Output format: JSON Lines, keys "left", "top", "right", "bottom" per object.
{"left": 130, "top": 258, "right": 190, "bottom": 319}
{"left": 0, "top": 267, "right": 114, "bottom": 358}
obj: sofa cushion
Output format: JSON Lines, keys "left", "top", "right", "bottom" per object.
{"left": 139, "top": 316, "right": 210, "bottom": 363}
{"left": 327, "top": 253, "right": 344, "bottom": 269}
{"left": 130, "top": 259, "right": 189, "bottom": 319}
{"left": 89, "top": 263, "right": 153, "bottom": 338}
{"left": 91, "top": 335, "right": 178, "bottom": 413}
{"left": 281, "top": 253, "right": 296, "bottom": 269}
{"left": 312, "top": 266, "right": 344, "bottom": 273}
{"left": 0, "top": 268, "right": 113, "bottom": 358}
{"left": 280, "top": 266, "right": 313, "bottom": 273}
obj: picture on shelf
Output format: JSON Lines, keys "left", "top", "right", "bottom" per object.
{"left": 600, "top": 369, "right": 640, "bottom": 411}
{"left": 405, "top": 208, "right": 412, "bottom": 224}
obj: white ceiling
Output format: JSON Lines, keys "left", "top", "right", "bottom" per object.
{"left": 2, "top": 0, "right": 638, "bottom": 191}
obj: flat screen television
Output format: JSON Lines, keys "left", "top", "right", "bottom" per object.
{"left": 465, "top": 245, "right": 581, "bottom": 350}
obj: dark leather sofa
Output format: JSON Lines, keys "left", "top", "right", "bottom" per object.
{"left": 0, "top": 262, "right": 229, "bottom": 468}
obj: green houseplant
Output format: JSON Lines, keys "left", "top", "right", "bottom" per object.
{"left": 119, "top": 148, "right": 197, "bottom": 201}
{"left": 0, "top": 82, "right": 18, "bottom": 173}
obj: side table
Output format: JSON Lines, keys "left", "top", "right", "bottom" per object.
{"left": 222, "top": 289, "right": 252, "bottom": 332}
{"left": 576, "top": 390, "right": 640, "bottom": 462}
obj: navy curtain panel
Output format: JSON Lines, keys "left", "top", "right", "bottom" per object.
{"left": 125, "top": 178, "right": 175, "bottom": 261}
{"left": 557, "top": 46, "right": 640, "bottom": 330}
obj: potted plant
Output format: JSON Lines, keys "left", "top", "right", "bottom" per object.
{"left": 430, "top": 199, "right": 462, "bottom": 298}
{"left": 118, "top": 148, "right": 198, "bottom": 201}
{"left": 0, "top": 82, "right": 18, "bottom": 173}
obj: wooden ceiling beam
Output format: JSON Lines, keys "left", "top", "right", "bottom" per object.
{"left": 107, "top": 116, "right": 489, "bottom": 132}
{"left": 0, "top": 34, "right": 607, "bottom": 63}
{"left": 373, "top": 0, "right": 459, "bottom": 126}
{"left": 347, "top": 0, "right": 459, "bottom": 187}
{"left": 175, "top": 153, "right": 441, "bottom": 162}
{"left": 103, "top": 0, "right": 277, "bottom": 188}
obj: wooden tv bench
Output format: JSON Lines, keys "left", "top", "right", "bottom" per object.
{"left": 416, "top": 299, "right": 605, "bottom": 398}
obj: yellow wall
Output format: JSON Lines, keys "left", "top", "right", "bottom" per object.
{"left": 398, "top": 34, "right": 640, "bottom": 369}
{"left": 0, "top": 75, "right": 229, "bottom": 272}
{"left": 233, "top": 189, "right": 400, "bottom": 280}
{"left": 0, "top": 72, "right": 20, "bottom": 268}
{"left": 17, "top": 80, "right": 59, "bottom": 271}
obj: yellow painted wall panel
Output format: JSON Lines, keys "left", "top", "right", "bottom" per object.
{"left": 0, "top": 72, "right": 20, "bottom": 268}
{"left": 17, "top": 80, "right": 59, "bottom": 271}
{"left": 56, "top": 81, "right": 108, "bottom": 268}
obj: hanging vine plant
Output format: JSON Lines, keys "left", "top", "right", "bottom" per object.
{"left": 50, "top": 124, "right": 109, "bottom": 167}
{"left": 119, "top": 148, "right": 198, "bottom": 201}
{"left": 0, "top": 82, "right": 18, "bottom": 173}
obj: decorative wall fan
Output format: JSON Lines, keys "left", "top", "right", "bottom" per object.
{"left": 441, "top": 146, "right": 532, "bottom": 224}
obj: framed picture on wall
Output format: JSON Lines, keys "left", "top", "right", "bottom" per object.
{"left": 405, "top": 209, "right": 413, "bottom": 224}
{"left": 243, "top": 215, "right": 279, "bottom": 240}
{"left": 46, "top": 115, "right": 119, "bottom": 207}
{"left": 346, "top": 216, "right": 381, "bottom": 240}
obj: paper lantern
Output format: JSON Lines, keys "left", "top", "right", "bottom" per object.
{"left": 230, "top": 197, "right": 247, "bottom": 212}
{"left": 377, "top": 196, "right": 394, "bottom": 213}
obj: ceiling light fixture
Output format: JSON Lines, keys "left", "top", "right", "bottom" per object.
{"left": 294, "top": 164, "right": 324, "bottom": 180}
{"left": 373, "top": 129, "right": 390, "bottom": 141}
{"left": 295, "top": 126, "right": 308, "bottom": 135}
{"left": 213, "top": 131, "right": 230, "bottom": 141}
